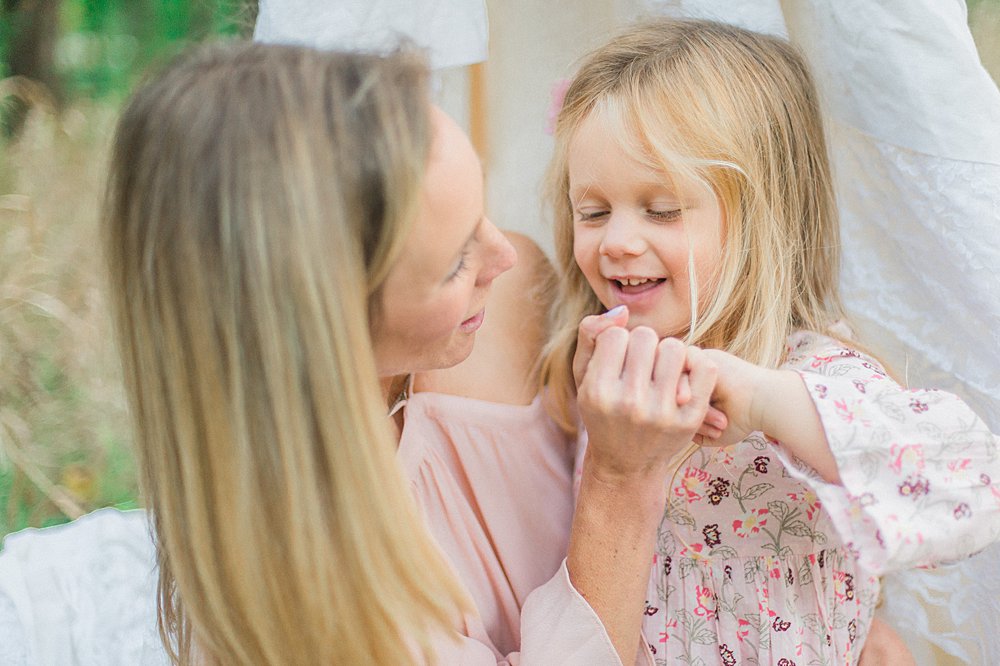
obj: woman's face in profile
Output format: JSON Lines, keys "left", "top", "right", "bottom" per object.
{"left": 371, "top": 107, "right": 516, "bottom": 377}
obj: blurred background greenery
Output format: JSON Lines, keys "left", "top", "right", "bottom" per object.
{"left": 0, "top": 0, "right": 255, "bottom": 538}
{"left": 0, "top": 1, "right": 998, "bottom": 540}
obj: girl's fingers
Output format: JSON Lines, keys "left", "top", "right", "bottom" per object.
{"left": 705, "top": 405, "right": 728, "bottom": 430}
{"left": 683, "top": 346, "right": 718, "bottom": 414}
{"left": 621, "top": 326, "right": 659, "bottom": 391}
{"left": 652, "top": 337, "right": 686, "bottom": 397}
{"left": 696, "top": 420, "right": 724, "bottom": 440}
{"left": 573, "top": 306, "right": 629, "bottom": 385}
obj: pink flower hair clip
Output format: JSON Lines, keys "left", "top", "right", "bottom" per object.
{"left": 544, "top": 77, "right": 572, "bottom": 135}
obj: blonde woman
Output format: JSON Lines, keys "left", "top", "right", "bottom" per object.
{"left": 0, "top": 41, "right": 719, "bottom": 664}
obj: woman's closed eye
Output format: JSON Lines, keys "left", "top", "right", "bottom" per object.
{"left": 447, "top": 249, "right": 470, "bottom": 281}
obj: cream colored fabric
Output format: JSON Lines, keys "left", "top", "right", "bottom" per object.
{"left": 253, "top": 0, "right": 488, "bottom": 70}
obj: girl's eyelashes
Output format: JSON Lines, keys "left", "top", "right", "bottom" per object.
{"left": 648, "top": 208, "right": 682, "bottom": 222}
{"left": 574, "top": 208, "right": 683, "bottom": 223}
{"left": 576, "top": 209, "right": 608, "bottom": 222}
{"left": 447, "top": 250, "right": 470, "bottom": 281}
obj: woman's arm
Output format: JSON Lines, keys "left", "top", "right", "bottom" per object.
{"left": 567, "top": 317, "right": 717, "bottom": 663}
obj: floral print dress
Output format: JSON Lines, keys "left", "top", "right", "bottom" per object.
{"left": 578, "top": 329, "right": 1000, "bottom": 666}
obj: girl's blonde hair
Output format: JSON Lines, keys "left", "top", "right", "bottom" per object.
{"left": 542, "top": 18, "right": 846, "bottom": 433}
{"left": 104, "top": 43, "right": 467, "bottom": 665}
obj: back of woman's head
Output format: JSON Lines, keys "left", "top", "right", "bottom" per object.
{"left": 543, "top": 18, "right": 845, "bottom": 433}
{"left": 105, "top": 43, "right": 465, "bottom": 665}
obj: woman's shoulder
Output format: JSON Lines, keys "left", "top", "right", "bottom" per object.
{"left": 416, "top": 231, "right": 554, "bottom": 404}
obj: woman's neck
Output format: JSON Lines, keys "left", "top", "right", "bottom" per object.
{"left": 381, "top": 374, "right": 410, "bottom": 408}
{"left": 381, "top": 374, "right": 411, "bottom": 442}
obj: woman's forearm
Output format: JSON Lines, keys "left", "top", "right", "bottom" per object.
{"left": 567, "top": 455, "right": 665, "bottom": 665}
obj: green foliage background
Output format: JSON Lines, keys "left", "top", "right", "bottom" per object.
{"left": 0, "top": 0, "right": 256, "bottom": 539}
{"left": 0, "top": 0, "right": 253, "bottom": 100}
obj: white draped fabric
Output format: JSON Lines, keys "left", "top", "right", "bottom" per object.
{"left": 0, "top": 509, "right": 165, "bottom": 665}
{"left": 647, "top": 0, "right": 1000, "bottom": 662}
{"left": 253, "top": 0, "right": 488, "bottom": 70}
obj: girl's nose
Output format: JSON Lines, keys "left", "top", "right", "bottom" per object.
{"left": 599, "top": 213, "right": 645, "bottom": 258}
{"left": 476, "top": 217, "right": 517, "bottom": 286}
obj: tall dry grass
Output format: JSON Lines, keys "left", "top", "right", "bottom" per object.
{"left": 0, "top": 3, "right": 997, "bottom": 541}
{"left": 0, "top": 80, "right": 135, "bottom": 537}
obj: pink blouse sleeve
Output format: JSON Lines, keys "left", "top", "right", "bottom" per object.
{"left": 773, "top": 335, "right": 1000, "bottom": 574}
{"left": 432, "top": 560, "right": 652, "bottom": 666}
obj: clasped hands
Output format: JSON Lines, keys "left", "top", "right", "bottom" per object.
{"left": 573, "top": 306, "right": 776, "bottom": 482}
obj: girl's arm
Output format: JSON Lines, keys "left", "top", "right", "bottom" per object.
{"left": 699, "top": 349, "right": 842, "bottom": 484}
{"left": 705, "top": 336, "right": 1000, "bottom": 574}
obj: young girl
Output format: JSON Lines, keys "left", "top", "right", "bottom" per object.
{"left": 543, "top": 18, "right": 1000, "bottom": 665}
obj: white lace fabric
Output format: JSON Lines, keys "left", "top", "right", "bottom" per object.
{"left": 0, "top": 508, "right": 167, "bottom": 665}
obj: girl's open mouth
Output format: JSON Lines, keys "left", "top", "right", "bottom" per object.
{"left": 612, "top": 277, "right": 665, "bottom": 295}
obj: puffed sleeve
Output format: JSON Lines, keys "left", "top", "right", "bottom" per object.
{"left": 771, "top": 332, "right": 1000, "bottom": 575}
{"left": 433, "top": 560, "right": 649, "bottom": 666}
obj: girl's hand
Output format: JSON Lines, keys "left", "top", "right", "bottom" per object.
{"left": 575, "top": 323, "right": 718, "bottom": 482}
{"left": 701, "top": 348, "right": 843, "bottom": 483}
{"left": 697, "top": 348, "right": 778, "bottom": 447}
{"left": 573, "top": 307, "right": 728, "bottom": 440}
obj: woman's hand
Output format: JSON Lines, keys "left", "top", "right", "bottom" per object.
{"left": 574, "top": 315, "right": 718, "bottom": 482}
{"left": 568, "top": 308, "right": 719, "bottom": 664}
{"left": 573, "top": 307, "right": 728, "bottom": 448}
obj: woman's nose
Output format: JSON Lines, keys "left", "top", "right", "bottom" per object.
{"left": 476, "top": 217, "right": 517, "bottom": 286}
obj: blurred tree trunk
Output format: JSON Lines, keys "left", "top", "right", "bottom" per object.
{"left": 3, "top": 0, "right": 64, "bottom": 105}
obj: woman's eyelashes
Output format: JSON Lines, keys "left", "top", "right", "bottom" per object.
{"left": 447, "top": 249, "right": 470, "bottom": 281}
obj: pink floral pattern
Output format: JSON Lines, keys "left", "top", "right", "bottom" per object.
{"left": 579, "top": 329, "right": 1000, "bottom": 665}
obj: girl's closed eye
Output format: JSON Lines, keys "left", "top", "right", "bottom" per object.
{"left": 647, "top": 208, "right": 682, "bottom": 223}
{"left": 575, "top": 209, "right": 609, "bottom": 223}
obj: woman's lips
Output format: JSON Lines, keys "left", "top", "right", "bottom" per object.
{"left": 460, "top": 309, "right": 486, "bottom": 333}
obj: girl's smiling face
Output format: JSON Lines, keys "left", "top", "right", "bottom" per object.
{"left": 568, "top": 109, "right": 725, "bottom": 338}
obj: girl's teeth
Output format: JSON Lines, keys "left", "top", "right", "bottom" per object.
{"left": 619, "top": 278, "right": 651, "bottom": 286}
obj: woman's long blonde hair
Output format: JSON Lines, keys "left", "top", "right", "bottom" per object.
{"left": 542, "top": 18, "right": 846, "bottom": 433}
{"left": 104, "top": 43, "right": 467, "bottom": 664}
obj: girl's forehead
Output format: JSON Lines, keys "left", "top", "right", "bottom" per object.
{"left": 571, "top": 106, "right": 690, "bottom": 181}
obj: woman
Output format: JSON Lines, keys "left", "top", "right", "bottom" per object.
{"left": 2, "top": 42, "right": 696, "bottom": 664}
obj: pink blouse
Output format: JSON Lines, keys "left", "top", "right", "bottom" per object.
{"left": 399, "top": 390, "right": 633, "bottom": 664}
